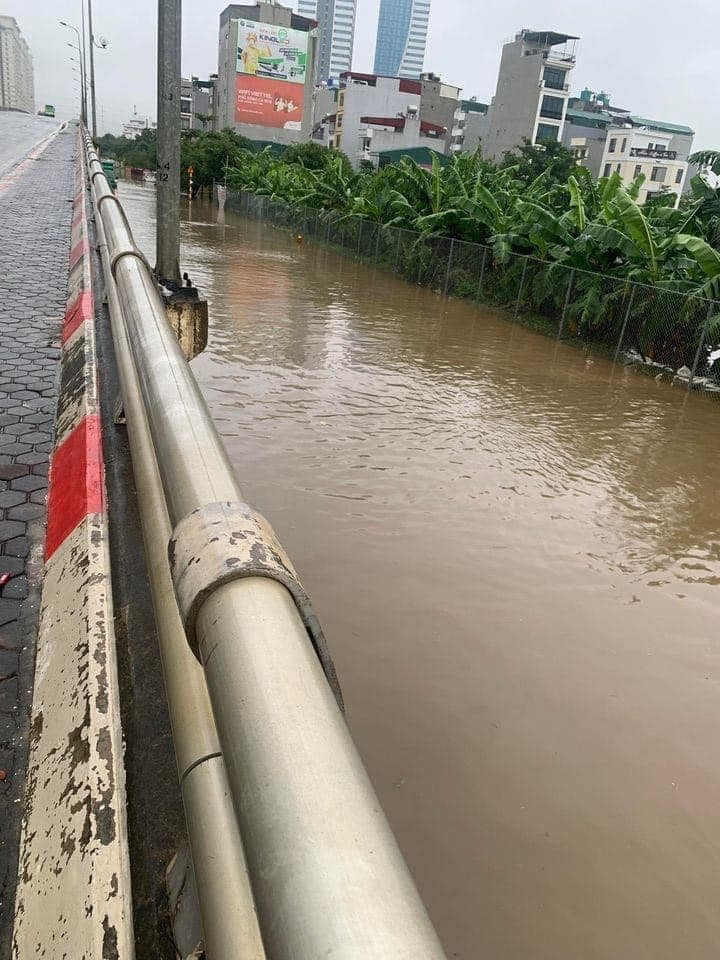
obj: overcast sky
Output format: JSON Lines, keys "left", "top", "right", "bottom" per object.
{"left": 8, "top": 0, "right": 719, "bottom": 149}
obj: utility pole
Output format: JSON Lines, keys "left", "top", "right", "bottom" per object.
{"left": 156, "top": 0, "right": 182, "bottom": 283}
{"left": 87, "top": 0, "right": 98, "bottom": 139}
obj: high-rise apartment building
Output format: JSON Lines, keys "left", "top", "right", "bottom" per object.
{"left": 298, "top": 0, "right": 356, "bottom": 81}
{"left": 0, "top": 16, "right": 34, "bottom": 113}
{"left": 481, "top": 29, "right": 577, "bottom": 161}
{"left": 373, "top": 0, "right": 431, "bottom": 79}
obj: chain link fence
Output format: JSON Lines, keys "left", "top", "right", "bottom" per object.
{"left": 223, "top": 189, "right": 720, "bottom": 399}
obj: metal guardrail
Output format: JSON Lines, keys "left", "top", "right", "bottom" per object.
{"left": 84, "top": 131, "right": 447, "bottom": 959}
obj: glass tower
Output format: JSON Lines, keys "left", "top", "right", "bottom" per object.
{"left": 299, "top": 0, "right": 357, "bottom": 81}
{"left": 373, "top": 0, "right": 431, "bottom": 78}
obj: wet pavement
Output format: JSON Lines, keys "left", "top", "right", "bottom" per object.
{"left": 124, "top": 184, "right": 720, "bottom": 960}
{"left": 0, "top": 123, "right": 75, "bottom": 957}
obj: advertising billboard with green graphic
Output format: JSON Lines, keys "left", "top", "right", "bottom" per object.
{"left": 235, "top": 19, "right": 308, "bottom": 85}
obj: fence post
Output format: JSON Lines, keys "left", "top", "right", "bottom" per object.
{"left": 613, "top": 285, "right": 638, "bottom": 365}
{"left": 395, "top": 230, "right": 402, "bottom": 271}
{"left": 557, "top": 269, "right": 575, "bottom": 339}
{"left": 476, "top": 248, "right": 488, "bottom": 303}
{"left": 416, "top": 239, "right": 424, "bottom": 284}
{"left": 444, "top": 238, "right": 455, "bottom": 298}
{"left": 357, "top": 219, "right": 363, "bottom": 258}
{"left": 514, "top": 257, "right": 529, "bottom": 320}
{"left": 688, "top": 302, "right": 714, "bottom": 391}
{"left": 375, "top": 224, "right": 381, "bottom": 261}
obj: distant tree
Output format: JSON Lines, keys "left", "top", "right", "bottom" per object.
{"left": 500, "top": 137, "right": 578, "bottom": 186}
{"left": 96, "top": 128, "right": 157, "bottom": 169}
{"left": 180, "top": 127, "right": 253, "bottom": 195}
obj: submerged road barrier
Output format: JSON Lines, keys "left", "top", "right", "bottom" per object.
{"left": 85, "top": 131, "right": 447, "bottom": 959}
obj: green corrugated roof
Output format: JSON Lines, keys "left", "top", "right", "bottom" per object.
{"left": 565, "top": 107, "right": 612, "bottom": 129}
{"left": 461, "top": 100, "right": 488, "bottom": 114}
{"left": 377, "top": 147, "right": 449, "bottom": 167}
{"left": 630, "top": 115, "right": 694, "bottom": 136}
{"left": 246, "top": 139, "right": 288, "bottom": 156}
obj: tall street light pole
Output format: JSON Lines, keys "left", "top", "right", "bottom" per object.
{"left": 80, "top": 0, "right": 89, "bottom": 126}
{"left": 156, "top": 0, "right": 182, "bottom": 283}
{"left": 67, "top": 42, "right": 86, "bottom": 122}
{"left": 87, "top": 0, "right": 98, "bottom": 139}
{"left": 60, "top": 20, "right": 86, "bottom": 124}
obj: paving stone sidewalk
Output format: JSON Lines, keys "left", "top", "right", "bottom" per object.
{"left": 0, "top": 126, "right": 75, "bottom": 957}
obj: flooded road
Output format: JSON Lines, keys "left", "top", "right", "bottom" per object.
{"left": 123, "top": 182, "right": 720, "bottom": 960}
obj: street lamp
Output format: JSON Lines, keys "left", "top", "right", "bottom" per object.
{"left": 86, "top": 0, "right": 97, "bottom": 138}
{"left": 60, "top": 20, "right": 87, "bottom": 124}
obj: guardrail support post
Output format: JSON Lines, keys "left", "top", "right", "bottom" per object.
{"left": 444, "top": 238, "right": 455, "bottom": 298}
{"left": 476, "top": 248, "right": 488, "bottom": 303}
{"left": 514, "top": 256, "right": 529, "bottom": 319}
{"left": 558, "top": 268, "right": 575, "bottom": 339}
{"left": 613, "top": 285, "right": 637, "bottom": 364}
{"left": 688, "top": 303, "right": 713, "bottom": 391}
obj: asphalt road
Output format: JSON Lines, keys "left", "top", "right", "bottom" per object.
{"left": 0, "top": 113, "right": 63, "bottom": 179}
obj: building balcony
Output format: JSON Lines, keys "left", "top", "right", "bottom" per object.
{"left": 542, "top": 51, "right": 575, "bottom": 64}
{"left": 629, "top": 147, "right": 677, "bottom": 160}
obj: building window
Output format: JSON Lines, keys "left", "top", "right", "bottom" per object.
{"left": 650, "top": 166, "right": 667, "bottom": 182}
{"left": 180, "top": 97, "right": 192, "bottom": 113}
{"left": 621, "top": 137, "right": 627, "bottom": 152}
{"left": 634, "top": 164, "right": 642, "bottom": 178}
{"left": 608, "top": 138, "right": 617, "bottom": 153}
{"left": 539, "top": 95, "right": 564, "bottom": 120}
{"left": 604, "top": 163, "right": 611, "bottom": 177}
{"left": 647, "top": 143, "right": 654, "bottom": 150}
{"left": 675, "top": 168, "right": 683, "bottom": 184}
{"left": 535, "top": 122, "right": 559, "bottom": 143}
{"left": 543, "top": 66, "right": 565, "bottom": 90}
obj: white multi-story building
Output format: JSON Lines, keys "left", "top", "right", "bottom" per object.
{"left": 598, "top": 126, "right": 688, "bottom": 204}
{"left": 122, "top": 108, "right": 156, "bottom": 139}
{"left": 373, "top": 0, "right": 431, "bottom": 79}
{"left": 299, "top": 0, "right": 356, "bottom": 81}
{"left": 316, "top": 71, "right": 446, "bottom": 169}
{"left": 0, "top": 16, "right": 34, "bottom": 113}
{"left": 482, "top": 29, "right": 577, "bottom": 161}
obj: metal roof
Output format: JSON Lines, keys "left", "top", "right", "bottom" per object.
{"left": 377, "top": 147, "right": 449, "bottom": 167}
{"left": 629, "top": 115, "right": 695, "bottom": 136}
{"left": 565, "top": 107, "right": 612, "bottom": 129}
{"left": 461, "top": 100, "right": 489, "bottom": 114}
{"left": 522, "top": 30, "right": 579, "bottom": 46}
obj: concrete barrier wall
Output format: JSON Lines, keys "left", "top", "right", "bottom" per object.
{"left": 12, "top": 127, "right": 134, "bottom": 960}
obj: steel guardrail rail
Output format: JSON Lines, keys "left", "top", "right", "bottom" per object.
{"left": 84, "top": 131, "right": 447, "bottom": 960}
{"left": 93, "top": 194, "right": 266, "bottom": 960}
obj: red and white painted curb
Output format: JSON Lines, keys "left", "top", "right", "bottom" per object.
{"left": 13, "top": 127, "right": 134, "bottom": 959}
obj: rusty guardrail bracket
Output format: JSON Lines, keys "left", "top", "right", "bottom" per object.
{"left": 168, "top": 500, "right": 343, "bottom": 709}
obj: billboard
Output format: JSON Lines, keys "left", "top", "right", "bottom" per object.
{"left": 234, "top": 19, "right": 308, "bottom": 85}
{"left": 235, "top": 75, "right": 304, "bottom": 130}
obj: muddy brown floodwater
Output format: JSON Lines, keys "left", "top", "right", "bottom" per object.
{"left": 123, "top": 181, "right": 720, "bottom": 960}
